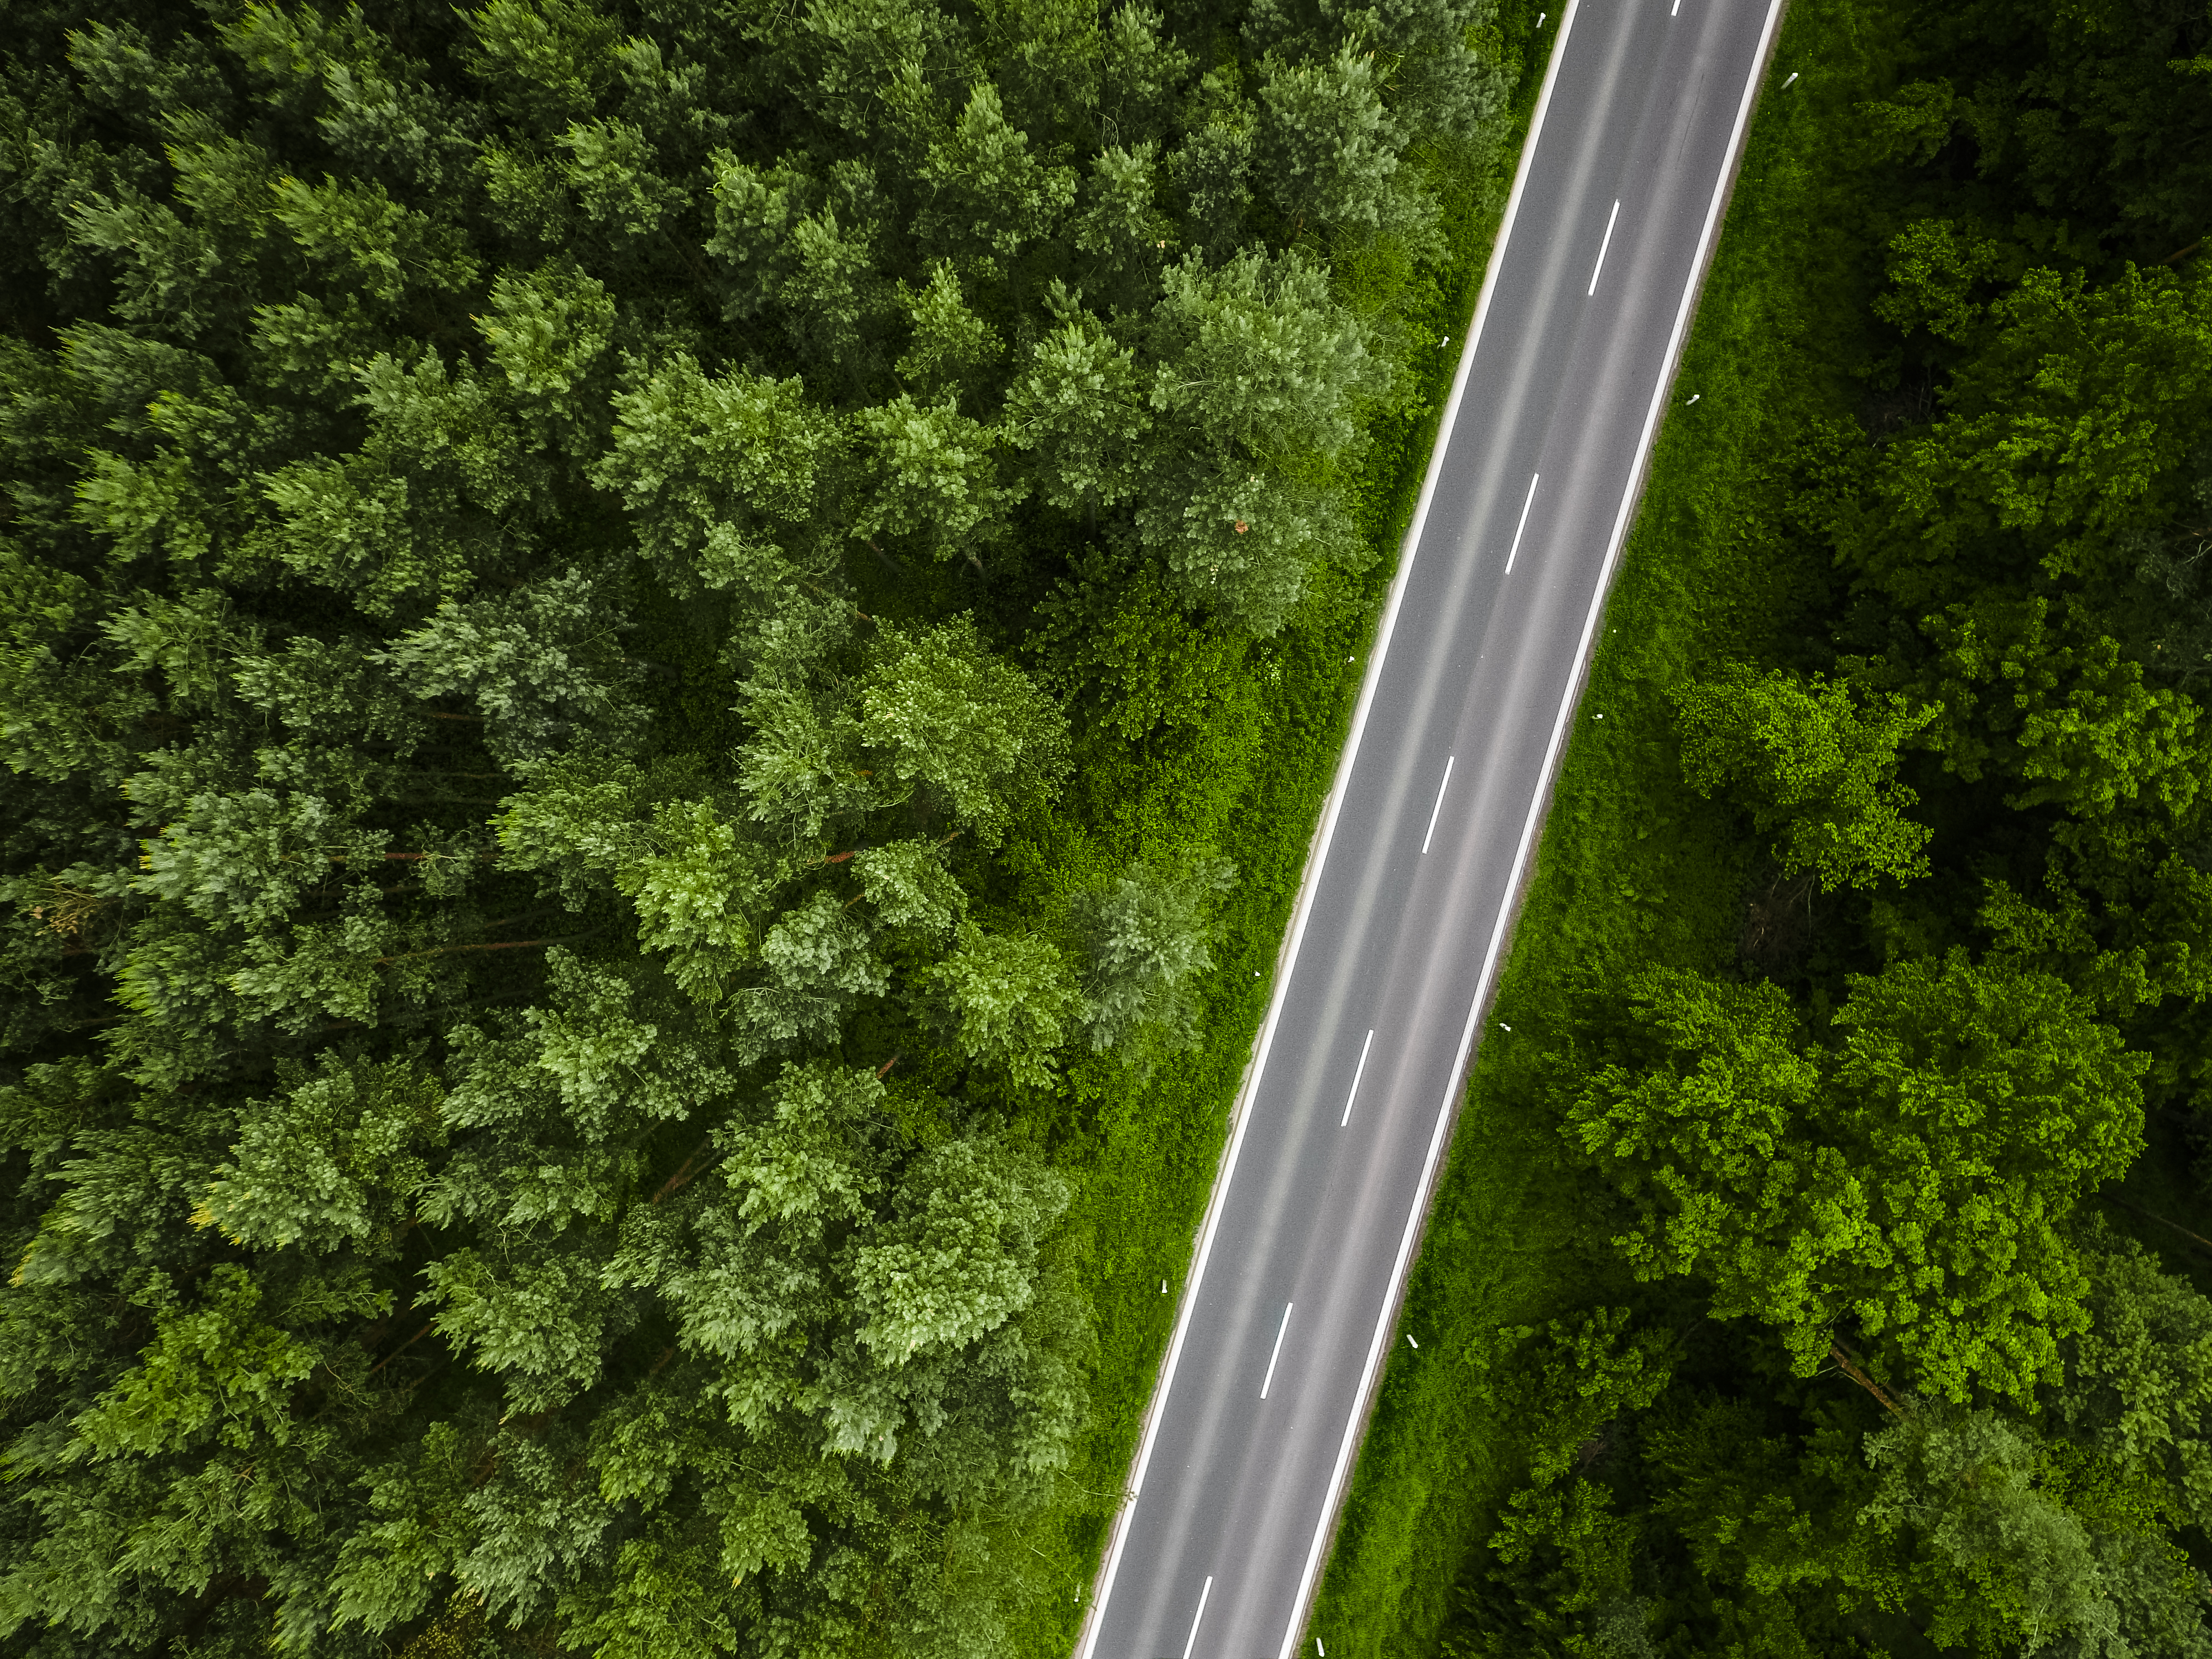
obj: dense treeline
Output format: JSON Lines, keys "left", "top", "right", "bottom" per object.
{"left": 1433, "top": 0, "right": 2212, "bottom": 1655}
{"left": 0, "top": 1, "right": 1500, "bottom": 1653}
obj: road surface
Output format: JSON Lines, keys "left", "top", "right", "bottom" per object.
{"left": 1074, "top": 1, "right": 1787, "bottom": 1655}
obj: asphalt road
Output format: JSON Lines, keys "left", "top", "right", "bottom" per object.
{"left": 1073, "top": 2, "right": 1787, "bottom": 1655}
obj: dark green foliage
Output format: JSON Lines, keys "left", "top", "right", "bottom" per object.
{"left": 1445, "top": 1311, "right": 1674, "bottom": 1659}
{"left": 0, "top": 0, "right": 1504, "bottom": 1653}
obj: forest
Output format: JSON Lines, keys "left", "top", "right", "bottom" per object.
{"left": 1301, "top": 0, "right": 2212, "bottom": 1655}
{"left": 0, "top": 0, "right": 1505, "bottom": 1654}
{"left": 7, "top": 0, "right": 2211, "bottom": 1655}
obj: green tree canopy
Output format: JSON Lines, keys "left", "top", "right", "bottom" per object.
{"left": 1568, "top": 953, "right": 2146, "bottom": 1403}
{"left": 0, "top": 0, "right": 1478, "bottom": 1647}
{"left": 1671, "top": 662, "right": 1936, "bottom": 890}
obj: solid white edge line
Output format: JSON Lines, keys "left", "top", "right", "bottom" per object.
{"left": 1067, "top": 4, "right": 1587, "bottom": 1652}
{"left": 1340, "top": 1029, "right": 1376, "bottom": 1128}
{"left": 1260, "top": 1303, "right": 1295, "bottom": 1399}
{"left": 1181, "top": 1577, "right": 1213, "bottom": 1659}
{"left": 1272, "top": 3, "right": 1788, "bottom": 1655}
{"left": 1503, "top": 472, "right": 1541, "bottom": 573}
{"left": 1418, "top": 755, "right": 1455, "bottom": 854}
{"left": 1586, "top": 197, "right": 1621, "bottom": 295}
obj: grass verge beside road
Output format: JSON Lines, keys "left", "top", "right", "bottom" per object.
{"left": 1303, "top": 2, "right": 1900, "bottom": 1651}
{"left": 1001, "top": 6, "right": 1558, "bottom": 1653}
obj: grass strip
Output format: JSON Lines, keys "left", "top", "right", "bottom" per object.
{"left": 1307, "top": 0, "right": 2212, "bottom": 1647}
{"left": 1001, "top": 5, "right": 1557, "bottom": 1653}
{"left": 1301, "top": 0, "right": 1902, "bottom": 1650}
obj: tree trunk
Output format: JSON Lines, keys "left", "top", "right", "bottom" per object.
{"left": 1829, "top": 1340, "right": 1906, "bottom": 1418}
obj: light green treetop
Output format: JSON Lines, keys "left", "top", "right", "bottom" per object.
{"left": 1672, "top": 662, "right": 1937, "bottom": 890}
{"left": 1570, "top": 954, "right": 2146, "bottom": 1404}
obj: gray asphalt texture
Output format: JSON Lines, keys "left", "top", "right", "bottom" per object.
{"left": 1075, "top": 2, "right": 1785, "bottom": 1656}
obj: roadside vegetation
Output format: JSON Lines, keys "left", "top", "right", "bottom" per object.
{"left": 0, "top": 1, "right": 1527, "bottom": 1656}
{"left": 1314, "top": 0, "right": 2212, "bottom": 1654}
